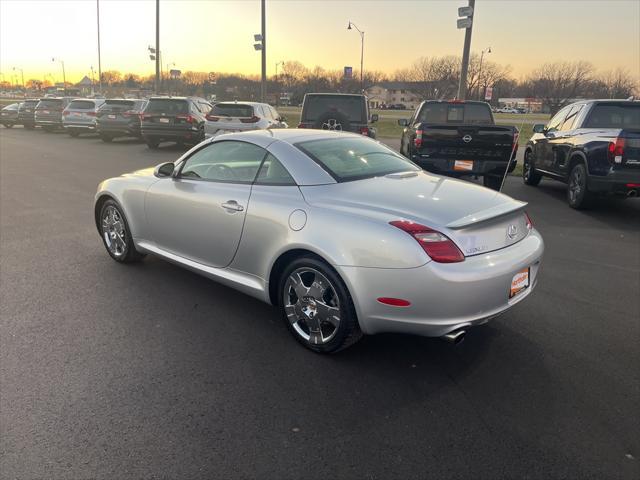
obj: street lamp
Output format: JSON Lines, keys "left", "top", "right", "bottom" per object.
{"left": 477, "top": 46, "right": 491, "bottom": 100}
{"left": 13, "top": 67, "right": 24, "bottom": 90}
{"left": 347, "top": 21, "right": 365, "bottom": 91}
{"left": 275, "top": 61, "right": 284, "bottom": 106}
{"left": 51, "top": 57, "right": 66, "bottom": 95}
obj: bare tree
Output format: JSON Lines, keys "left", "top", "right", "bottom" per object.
{"left": 280, "top": 61, "right": 308, "bottom": 90}
{"left": 409, "top": 56, "right": 459, "bottom": 100}
{"left": 466, "top": 53, "right": 512, "bottom": 100}
{"left": 528, "top": 61, "right": 594, "bottom": 113}
{"left": 599, "top": 68, "right": 638, "bottom": 99}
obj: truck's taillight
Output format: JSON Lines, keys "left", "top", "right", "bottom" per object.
{"left": 513, "top": 131, "right": 520, "bottom": 150}
{"left": 360, "top": 126, "right": 369, "bottom": 136}
{"left": 205, "top": 114, "right": 219, "bottom": 122}
{"left": 298, "top": 122, "right": 312, "bottom": 128}
{"left": 240, "top": 115, "right": 260, "bottom": 123}
{"left": 390, "top": 220, "right": 465, "bottom": 263}
{"left": 607, "top": 137, "right": 625, "bottom": 164}
{"left": 414, "top": 129, "right": 423, "bottom": 148}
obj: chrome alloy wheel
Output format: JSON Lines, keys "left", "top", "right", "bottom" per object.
{"left": 102, "top": 205, "right": 127, "bottom": 257}
{"left": 321, "top": 118, "right": 343, "bottom": 131}
{"left": 283, "top": 268, "right": 341, "bottom": 345}
{"left": 568, "top": 167, "right": 583, "bottom": 204}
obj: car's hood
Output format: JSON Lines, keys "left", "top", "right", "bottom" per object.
{"left": 300, "top": 171, "right": 525, "bottom": 229}
{"left": 122, "top": 167, "right": 156, "bottom": 178}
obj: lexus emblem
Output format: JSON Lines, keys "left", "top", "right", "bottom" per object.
{"left": 463, "top": 134, "right": 472, "bottom": 143}
{"left": 507, "top": 224, "right": 518, "bottom": 239}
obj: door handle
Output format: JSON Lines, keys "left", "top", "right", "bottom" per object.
{"left": 221, "top": 200, "right": 244, "bottom": 212}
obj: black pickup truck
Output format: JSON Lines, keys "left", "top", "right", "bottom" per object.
{"left": 398, "top": 100, "right": 518, "bottom": 190}
{"left": 524, "top": 99, "right": 640, "bottom": 208}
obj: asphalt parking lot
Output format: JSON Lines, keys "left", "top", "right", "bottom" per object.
{"left": 1, "top": 127, "right": 639, "bottom": 479}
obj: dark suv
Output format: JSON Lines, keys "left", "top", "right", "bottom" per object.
{"left": 298, "top": 93, "right": 378, "bottom": 138}
{"left": 96, "top": 99, "right": 148, "bottom": 142}
{"left": 35, "top": 97, "right": 74, "bottom": 131}
{"left": 140, "top": 96, "right": 212, "bottom": 149}
{"left": 18, "top": 99, "right": 39, "bottom": 129}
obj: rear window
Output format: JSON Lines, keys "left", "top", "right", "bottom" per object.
{"left": 418, "top": 103, "right": 493, "bottom": 124}
{"left": 211, "top": 104, "right": 254, "bottom": 117}
{"left": 144, "top": 99, "right": 188, "bottom": 114}
{"left": 584, "top": 104, "right": 640, "bottom": 130}
{"left": 3, "top": 103, "right": 19, "bottom": 111}
{"left": 36, "top": 99, "right": 63, "bottom": 109}
{"left": 100, "top": 100, "right": 135, "bottom": 112}
{"left": 302, "top": 95, "right": 365, "bottom": 122}
{"left": 296, "top": 136, "right": 419, "bottom": 182}
{"left": 67, "top": 100, "right": 95, "bottom": 110}
{"left": 23, "top": 100, "right": 39, "bottom": 107}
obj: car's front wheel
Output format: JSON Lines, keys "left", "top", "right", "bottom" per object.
{"left": 567, "top": 163, "right": 594, "bottom": 209}
{"left": 279, "top": 256, "right": 362, "bottom": 353}
{"left": 2, "top": 123, "right": 14, "bottom": 128}
{"left": 146, "top": 138, "right": 159, "bottom": 149}
{"left": 99, "top": 199, "right": 145, "bottom": 263}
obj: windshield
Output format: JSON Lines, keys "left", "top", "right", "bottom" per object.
{"left": 67, "top": 100, "right": 95, "bottom": 110}
{"left": 296, "top": 136, "right": 419, "bottom": 182}
{"left": 211, "top": 104, "right": 254, "bottom": 117}
{"left": 302, "top": 95, "right": 365, "bottom": 122}
{"left": 144, "top": 99, "right": 188, "bottom": 114}
{"left": 418, "top": 103, "right": 493, "bottom": 124}
{"left": 584, "top": 104, "right": 640, "bottom": 129}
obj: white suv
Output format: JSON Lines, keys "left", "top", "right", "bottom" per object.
{"left": 204, "top": 101, "right": 287, "bottom": 138}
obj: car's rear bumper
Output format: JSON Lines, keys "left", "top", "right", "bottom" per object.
{"left": 142, "top": 126, "right": 200, "bottom": 140}
{"left": 63, "top": 123, "right": 97, "bottom": 130}
{"left": 97, "top": 123, "right": 141, "bottom": 136}
{"left": 588, "top": 171, "right": 640, "bottom": 195}
{"left": 412, "top": 156, "right": 517, "bottom": 176}
{"left": 336, "top": 229, "right": 544, "bottom": 337}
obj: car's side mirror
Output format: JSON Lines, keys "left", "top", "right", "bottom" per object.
{"left": 532, "top": 123, "right": 546, "bottom": 134}
{"left": 370, "top": 114, "right": 379, "bottom": 123}
{"left": 397, "top": 119, "right": 409, "bottom": 127}
{"left": 154, "top": 162, "right": 175, "bottom": 178}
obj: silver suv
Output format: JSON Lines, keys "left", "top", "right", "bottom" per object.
{"left": 63, "top": 98, "right": 106, "bottom": 137}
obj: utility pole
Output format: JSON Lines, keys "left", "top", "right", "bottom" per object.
{"left": 260, "top": 0, "right": 266, "bottom": 102}
{"left": 97, "top": 0, "right": 103, "bottom": 93}
{"left": 347, "top": 22, "right": 365, "bottom": 92}
{"left": 456, "top": 0, "right": 475, "bottom": 100}
{"left": 155, "top": 0, "right": 160, "bottom": 94}
{"left": 275, "top": 61, "right": 284, "bottom": 106}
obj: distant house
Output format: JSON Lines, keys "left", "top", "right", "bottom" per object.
{"left": 365, "top": 82, "right": 423, "bottom": 109}
{"left": 76, "top": 76, "right": 93, "bottom": 96}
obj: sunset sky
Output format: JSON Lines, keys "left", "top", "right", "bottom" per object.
{"left": 1, "top": 0, "right": 639, "bottom": 84}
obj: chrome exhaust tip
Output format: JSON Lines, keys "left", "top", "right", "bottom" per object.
{"left": 442, "top": 329, "right": 466, "bottom": 345}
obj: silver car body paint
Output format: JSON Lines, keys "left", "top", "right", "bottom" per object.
{"left": 95, "top": 130, "right": 544, "bottom": 337}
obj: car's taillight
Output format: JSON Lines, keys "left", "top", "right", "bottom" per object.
{"left": 122, "top": 110, "right": 137, "bottom": 118}
{"left": 86, "top": 111, "right": 96, "bottom": 117}
{"left": 524, "top": 211, "right": 533, "bottom": 230}
{"left": 240, "top": 115, "right": 260, "bottom": 123}
{"left": 513, "top": 130, "right": 520, "bottom": 151}
{"left": 414, "top": 129, "right": 423, "bottom": 148}
{"left": 176, "top": 114, "right": 196, "bottom": 123}
{"left": 389, "top": 220, "right": 465, "bottom": 263}
{"left": 607, "top": 137, "right": 625, "bottom": 164}
{"left": 141, "top": 113, "right": 152, "bottom": 120}
{"left": 62, "top": 111, "right": 70, "bottom": 116}
{"left": 360, "top": 126, "right": 369, "bottom": 136}
{"left": 297, "top": 122, "right": 311, "bottom": 128}
{"left": 205, "top": 114, "right": 219, "bottom": 121}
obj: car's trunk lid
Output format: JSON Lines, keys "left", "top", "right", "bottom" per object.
{"left": 417, "top": 124, "right": 516, "bottom": 161}
{"left": 300, "top": 171, "right": 529, "bottom": 257}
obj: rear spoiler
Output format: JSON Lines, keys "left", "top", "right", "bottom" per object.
{"left": 446, "top": 200, "right": 527, "bottom": 229}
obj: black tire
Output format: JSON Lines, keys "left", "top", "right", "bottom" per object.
{"left": 567, "top": 163, "right": 595, "bottom": 209}
{"left": 98, "top": 199, "right": 145, "bottom": 263}
{"left": 24, "top": 124, "right": 35, "bottom": 130}
{"left": 523, "top": 149, "right": 542, "bottom": 186}
{"left": 101, "top": 134, "right": 113, "bottom": 143}
{"left": 314, "top": 111, "right": 351, "bottom": 133}
{"left": 43, "top": 126, "right": 54, "bottom": 133}
{"left": 69, "top": 130, "right": 80, "bottom": 137}
{"left": 146, "top": 138, "right": 160, "bottom": 149}
{"left": 3, "top": 123, "right": 14, "bottom": 128}
{"left": 278, "top": 256, "right": 362, "bottom": 353}
{"left": 483, "top": 174, "right": 503, "bottom": 191}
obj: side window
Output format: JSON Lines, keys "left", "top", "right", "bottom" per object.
{"left": 547, "top": 106, "right": 571, "bottom": 133}
{"left": 559, "top": 105, "right": 583, "bottom": 131}
{"left": 270, "top": 106, "right": 279, "bottom": 120}
{"left": 191, "top": 101, "right": 201, "bottom": 113}
{"left": 258, "top": 105, "right": 269, "bottom": 119}
{"left": 180, "top": 141, "right": 266, "bottom": 183}
{"left": 199, "top": 102, "right": 211, "bottom": 114}
{"left": 255, "top": 154, "right": 296, "bottom": 185}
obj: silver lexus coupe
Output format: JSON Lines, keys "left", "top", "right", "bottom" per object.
{"left": 95, "top": 130, "right": 544, "bottom": 353}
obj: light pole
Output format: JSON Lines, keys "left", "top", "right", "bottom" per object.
{"left": 97, "top": 0, "right": 103, "bottom": 93}
{"left": 90, "top": 66, "right": 95, "bottom": 94}
{"left": 347, "top": 21, "right": 365, "bottom": 92}
{"left": 457, "top": 0, "right": 475, "bottom": 100}
{"left": 275, "top": 61, "right": 284, "bottom": 106}
{"left": 155, "top": 0, "right": 160, "bottom": 94}
{"left": 13, "top": 67, "right": 24, "bottom": 90}
{"left": 51, "top": 58, "right": 66, "bottom": 94}
{"left": 477, "top": 46, "right": 491, "bottom": 100}
{"left": 252, "top": 0, "right": 266, "bottom": 102}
